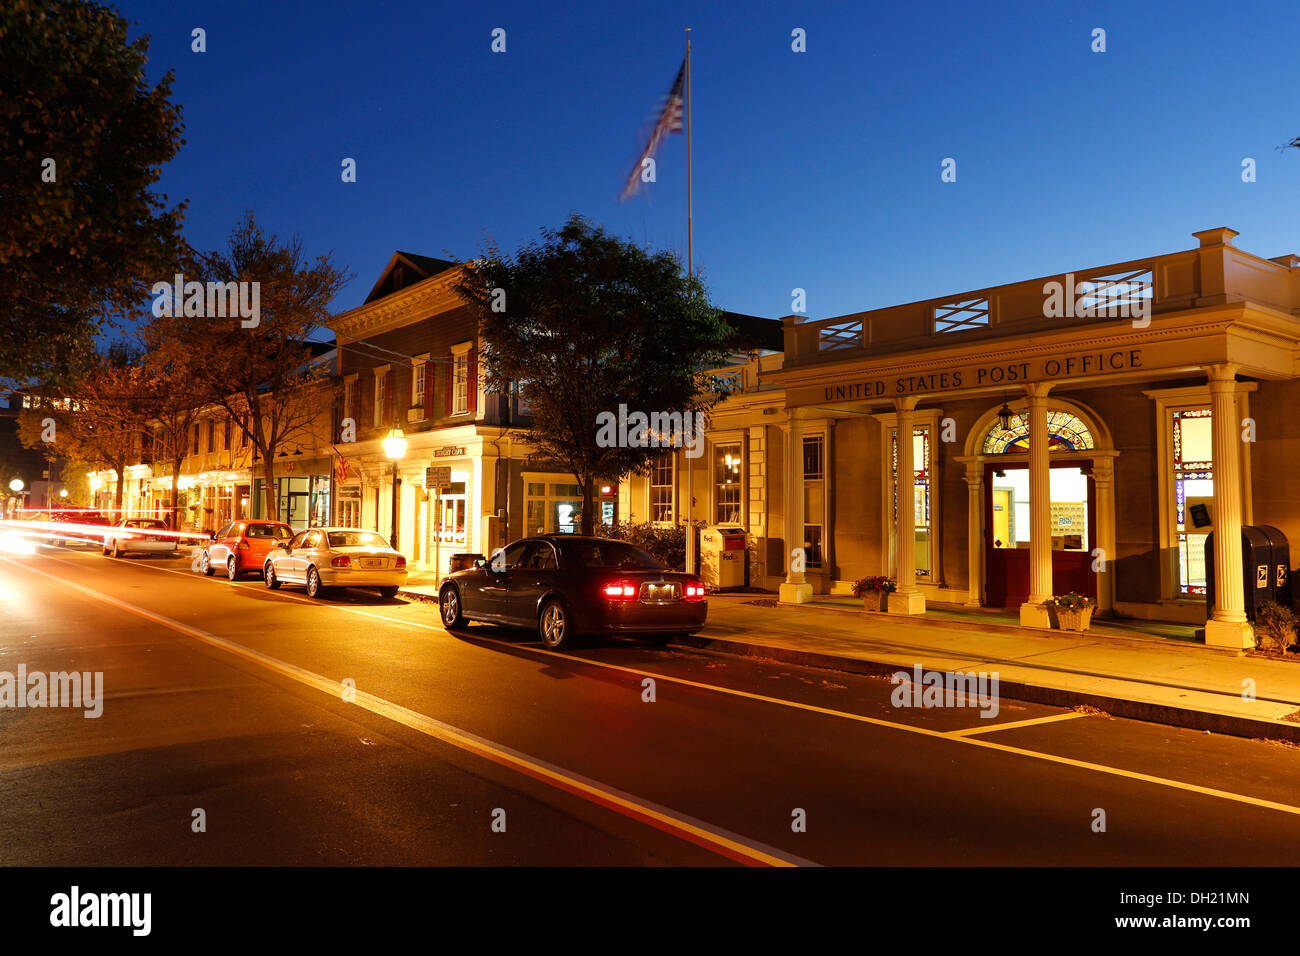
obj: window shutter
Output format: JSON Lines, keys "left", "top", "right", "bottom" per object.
{"left": 444, "top": 352, "right": 453, "bottom": 416}
{"left": 423, "top": 360, "right": 435, "bottom": 419}
{"left": 467, "top": 347, "right": 477, "bottom": 414}
{"left": 385, "top": 369, "right": 395, "bottom": 425}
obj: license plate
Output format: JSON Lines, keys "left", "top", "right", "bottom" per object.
{"left": 643, "top": 583, "right": 678, "bottom": 603}
{"left": 362, "top": 558, "right": 385, "bottom": 569}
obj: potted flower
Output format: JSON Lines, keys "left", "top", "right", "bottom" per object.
{"left": 1255, "top": 601, "right": 1297, "bottom": 654}
{"left": 852, "top": 575, "right": 896, "bottom": 612}
{"left": 1045, "top": 593, "right": 1094, "bottom": 631}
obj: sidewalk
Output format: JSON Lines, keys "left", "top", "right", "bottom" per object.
{"left": 686, "top": 594, "right": 1300, "bottom": 743}
{"left": 397, "top": 575, "right": 1300, "bottom": 742}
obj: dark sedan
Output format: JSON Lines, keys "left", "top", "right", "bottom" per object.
{"left": 438, "top": 536, "right": 707, "bottom": 649}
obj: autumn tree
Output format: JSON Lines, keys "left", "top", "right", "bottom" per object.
{"left": 0, "top": 0, "right": 186, "bottom": 386}
{"left": 165, "top": 213, "right": 350, "bottom": 520}
{"left": 17, "top": 343, "right": 151, "bottom": 515}
{"left": 456, "top": 214, "right": 734, "bottom": 535}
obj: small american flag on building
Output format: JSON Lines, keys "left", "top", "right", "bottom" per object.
{"left": 620, "top": 58, "right": 686, "bottom": 201}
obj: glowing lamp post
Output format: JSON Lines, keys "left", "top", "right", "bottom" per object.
{"left": 383, "top": 428, "right": 407, "bottom": 550}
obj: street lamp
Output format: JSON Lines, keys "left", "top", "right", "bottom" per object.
{"left": 8, "top": 479, "right": 22, "bottom": 493}
{"left": 383, "top": 427, "right": 407, "bottom": 550}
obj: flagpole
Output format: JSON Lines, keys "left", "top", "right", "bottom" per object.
{"left": 684, "top": 27, "right": 696, "bottom": 576}
{"left": 685, "top": 28, "right": 693, "bottom": 278}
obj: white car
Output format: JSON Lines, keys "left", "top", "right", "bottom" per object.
{"left": 103, "top": 518, "right": 179, "bottom": 558}
{"left": 264, "top": 527, "right": 408, "bottom": 599}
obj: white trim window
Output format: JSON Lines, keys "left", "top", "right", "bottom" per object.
{"left": 373, "top": 366, "right": 389, "bottom": 428}
{"left": 343, "top": 376, "right": 357, "bottom": 425}
{"left": 451, "top": 342, "right": 471, "bottom": 416}
{"left": 412, "top": 355, "right": 428, "bottom": 409}
{"left": 650, "top": 451, "right": 674, "bottom": 524}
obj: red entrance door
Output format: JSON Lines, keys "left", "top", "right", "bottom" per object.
{"left": 984, "top": 461, "right": 1097, "bottom": 607}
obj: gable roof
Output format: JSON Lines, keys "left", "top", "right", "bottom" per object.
{"left": 363, "top": 251, "right": 458, "bottom": 304}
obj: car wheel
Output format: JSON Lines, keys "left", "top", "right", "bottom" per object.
{"left": 110, "top": 540, "right": 120, "bottom": 559}
{"left": 538, "top": 598, "right": 575, "bottom": 650}
{"left": 306, "top": 567, "right": 326, "bottom": 599}
{"left": 264, "top": 562, "right": 281, "bottom": 589}
{"left": 201, "top": 551, "right": 214, "bottom": 576}
{"left": 226, "top": 556, "right": 239, "bottom": 581}
{"left": 377, "top": 586, "right": 398, "bottom": 600}
{"left": 440, "top": 586, "right": 466, "bottom": 628}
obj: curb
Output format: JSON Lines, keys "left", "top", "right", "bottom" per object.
{"left": 673, "top": 632, "right": 1300, "bottom": 745}
{"left": 768, "top": 597, "right": 1221, "bottom": 655}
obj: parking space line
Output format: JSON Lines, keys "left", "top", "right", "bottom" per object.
{"left": 23, "top": 552, "right": 1300, "bottom": 823}
{"left": 946, "top": 713, "right": 1088, "bottom": 737}
{"left": 4, "top": 556, "right": 811, "bottom": 868}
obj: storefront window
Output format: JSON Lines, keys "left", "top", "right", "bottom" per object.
{"left": 1172, "top": 407, "right": 1213, "bottom": 595}
{"left": 525, "top": 481, "right": 582, "bottom": 535}
{"left": 337, "top": 486, "right": 362, "bottom": 527}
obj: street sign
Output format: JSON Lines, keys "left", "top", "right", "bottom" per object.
{"left": 425, "top": 466, "right": 452, "bottom": 492}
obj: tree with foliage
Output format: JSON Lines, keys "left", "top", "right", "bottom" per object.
{"left": 134, "top": 333, "right": 201, "bottom": 529}
{"left": 0, "top": 0, "right": 186, "bottom": 386}
{"left": 17, "top": 343, "right": 150, "bottom": 516}
{"left": 165, "top": 212, "right": 350, "bottom": 520}
{"left": 457, "top": 214, "right": 734, "bottom": 535}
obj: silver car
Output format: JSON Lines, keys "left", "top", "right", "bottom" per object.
{"left": 103, "top": 518, "right": 179, "bottom": 558}
{"left": 264, "top": 526, "right": 408, "bottom": 599}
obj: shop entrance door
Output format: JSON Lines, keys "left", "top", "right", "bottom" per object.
{"left": 985, "top": 461, "right": 1097, "bottom": 607}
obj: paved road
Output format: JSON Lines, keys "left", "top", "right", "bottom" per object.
{"left": 3, "top": 543, "right": 1300, "bottom": 866}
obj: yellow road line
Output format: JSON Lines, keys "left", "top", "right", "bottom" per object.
{"left": 947, "top": 712, "right": 1088, "bottom": 737}
{"left": 19, "top": 552, "right": 1300, "bottom": 822}
{"left": 4, "top": 557, "right": 810, "bottom": 868}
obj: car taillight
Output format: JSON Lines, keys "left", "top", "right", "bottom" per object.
{"left": 331, "top": 555, "right": 351, "bottom": 568}
{"left": 684, "top": 581, "right": 706, "bottom": 601}
{"left": 237, "top": 539, "right": 250, "bottom": 550}
{"left": 395, "top": 555, "right": 406, "bottom": 568}
{"left": 603, "top": 581, "right": 637, "bottom": 601}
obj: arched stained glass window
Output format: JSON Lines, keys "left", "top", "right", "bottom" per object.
{"left": 982, "top": 409, "right": 1096, "bottom": 454}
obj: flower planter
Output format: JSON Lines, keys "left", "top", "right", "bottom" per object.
{"left": 1054, "top": 605, "right": 1094, "bottom": 632}
{"left": 862, "top": 592, "right": 886, "bottom": 612}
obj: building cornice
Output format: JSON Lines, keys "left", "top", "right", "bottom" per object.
{"left": 329, "top": 267, "right": 468, "bottom": 339}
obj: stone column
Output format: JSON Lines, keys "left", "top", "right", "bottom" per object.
{"left": 1020, "top": 383, "right": 1054, "bottom": 627}
{"left": 1204, "top": 364, "right": 1254, "bottom": 648}
{"left": 779, "top": 411, "right": 813, "bottom": 604}
{"left": 1091, "top": 455, "right": 1116, "bottom": 616}
{"left": 889, "top": 398, "right": 926, "bottom": 615}
{"left": 962, "top": 459, "right": 984, "bottom": 607}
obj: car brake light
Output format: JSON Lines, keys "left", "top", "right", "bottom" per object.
{"left": 331, "top": 555, "right": 351, "bottom": 568}
{"left": 395, "top": 555, "right": 406, "bottom": 568}
{"left": 602, "top": 581, "right": 637, "bottom": 601}
{"left": 684, "top": 581, "right": 706, "bottom": 600}
{"left": 237, "top": 540, "right": 250, "bottom": 549}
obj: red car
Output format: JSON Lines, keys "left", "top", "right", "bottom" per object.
{"left": 198, "top": 520, "right": 295, "bottom": 580}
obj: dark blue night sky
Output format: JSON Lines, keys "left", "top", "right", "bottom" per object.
{"left": 120, "top": 0, "right": 1300, "bottom": 321}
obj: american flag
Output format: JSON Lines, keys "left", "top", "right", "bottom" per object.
{"left": 333, "top": 448, "right": 352, "bottom": 483}
{"left": 620, "top": 58, "right": 686, "bottom": 201}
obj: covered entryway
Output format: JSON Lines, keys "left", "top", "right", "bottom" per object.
{"left": 958, "top": 397, "right": 1116, "bottom": 618}
{"left": 985, "top": 460, "right": 1097, "bottom": 606}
